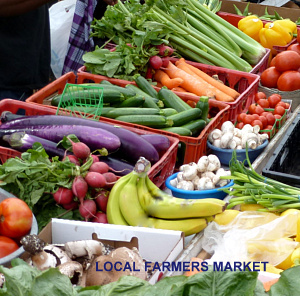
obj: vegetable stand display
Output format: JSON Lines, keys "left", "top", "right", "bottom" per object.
{"left": 0, "top": 99, "right": 179, "bottom": 188}
{"left": 25, "top": 72, "right": 230, "bottom": 165}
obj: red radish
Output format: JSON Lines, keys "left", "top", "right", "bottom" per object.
{"left": 102, "top": 172, "right": 118, "bottom": 189}
{"left": 146, "top": 66, "right": 154, "bottom": 79}
{"left": 72, "top": 176, "right": 88, "bottom": 204}
{"left": 83, "top": 154, "right": 99, "bottom": 164}
{"left": 156, "top": 44, "right": 174, "bottom": 57}
{"left": 95, "top": 190, "right": 109, "bottom": 212}
{"left": 161, "top": 57, "right": 171, "bottom": 68}
{"left": 64, "top": 155, "right": 80, "bottom": 166}
{"left": 85, "top": 172, "right": 106, "bottom": 188}
{"left": 67, "top": 138, "right": 91, "bottom": 160}
{"left": 89, "top": 162, "right": 110, "bottom": 174}
{"left": 149, "top": 55, "right": 163, "bottom": 70}
{"left": 92, "top": 212, "right": 108, "bottom": 223}
{"left": 110, "top": 47, "right": 116, "bottom": 52}
{"left": 53, "top": 187, "right": 74, "bottom": 205}
{"left": 63, "top": 201, "right": 79, "bottom": 210}
{"left": 79, "top": 199, "right": 97, "bottom": 221}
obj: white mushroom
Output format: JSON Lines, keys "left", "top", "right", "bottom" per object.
{"left": 221, "top": 121, "right": 235, "bottom": 134}
{"left": 252, "top": 125, "right": 261, "bottom": 134}
{"left": 206, "top": 154, "right": 221, "bottom": 172}
{"left": 182, "top": 165, "right": 198, "bottom": 181}
{"left": 177, "top": 180, "right": 194, "bottom": 191}
{"left": 233, "top": 128, "right": 242, "bottom": 138}
{"left": 170, "top": 178, "right": 178, "bottom": 187}
{"left": 242, "top": 132, "right": 259, "bottom": 149}
{"left": 220, "top": 132, "right": 234, "bottom": 149}
{"left": 208, "top": 129, "right": 222, "bottom": 143}
{"left": 179, "top": 164, "right": 190, "bottom": 172}
{"left": 197, "top": 156, "right": 209, "bottom": 173}
{"left": 242, "top": 124, "right": 253, "bottom": 134}
{"left": 212, "top": 139, "right": 221, "bottom": 148}
{"left": 216, "top": 179, "right": 229, "bottom": 188}
{"left": 201, "top": 171, "right": 216, "bottom": 181}
{"left": 58, "top": 261, "right": 84, "bottom": 286}
{"left": 258, "top": 133, "right": 269, "bottom": 145}
{"left": 196, "top": 177, "right": 212, "bottom": 190}
{"left": 177, "top": 172, "right": 184, "bottom": 182}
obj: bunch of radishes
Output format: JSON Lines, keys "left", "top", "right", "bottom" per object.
{"left": 147, "top": 44, "right": 174, "bottom": 78}
{"left": 52, "top": 139, "right": 122, "bottom": 223}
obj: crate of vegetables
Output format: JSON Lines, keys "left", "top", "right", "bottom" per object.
{"left": 26, "top": 72, "right": 230, "bottom": 164}
{"left": 0, "top": 99, "right": 179, "bottom": 188}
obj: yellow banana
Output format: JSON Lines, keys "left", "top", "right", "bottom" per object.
{"left": 214, "top": 209, "right": 240, "bottom": 225}
{"left": 106, "top": 172, "right": 132, "bottom": 225}
{"left": 144, "top": 176, "right": 226, "bottom": 219}
{"left": 119, "top": 172, "right": 209, "bottom": 236}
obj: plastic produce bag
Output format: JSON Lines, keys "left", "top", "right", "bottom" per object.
{"left": 49, "top": 0, "right": 76, "bottom": 78}
{"left": 202, "top": 211, "right": 299, "bottom": 267}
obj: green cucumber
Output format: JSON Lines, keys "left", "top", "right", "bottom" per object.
{"left": 158, "top": 88, "right": 192, "bottom": 113}
{"left": 115, "top": 115, "right": 173, "bottom": 128}
{"left": 167, "top": 108, "right": 202, "bottom": 127}
{"left": 161, "top": 127, "right": 192, "bottom": 136}
{"left": 161, "top": 108, "right": 178, "bottom": 117}
{"left": 133, "top": 75, "right": 158, "bottom": 99}
{"left": 196, "top": 96, "right": 209, "bottom": 121}
{"left": 64, "top": 105, "right": 100, "bottom": 115}
{"left": 181, "top": 119, "right": 206, "bottom": 136}
{"left": 113, "top": 95, "right": 145, "bottom": 108}
{"left": 51, "top": 89, "right": 125, "bottom": 106}
{"left": 105, "top": 108, "right": 162, "bottom": 119}
{"left": 100, "top": 80, "right": 113, "bottom": 85}
{"left": 100, "top": 107, "right": 115, "bottom": 116}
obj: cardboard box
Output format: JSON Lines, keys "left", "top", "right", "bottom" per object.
{"left": 220, "top": 0, "right": 300, "bottom": 22}
{"left": 39, "top": 219, "right": 184, "bottom": 284}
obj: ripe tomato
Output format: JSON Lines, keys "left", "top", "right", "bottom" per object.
{"left": 260, "top": 67, "right": 281, "bottom": 88}
{"left": 258, "top": 116, "right": 268, "bottom": 129}
{"left": 236, "top": 122, "right": 244, "bottom": 129}
{"left": 237, "top": 113, "right": 247, "bottom": 122}
{"left": 274, "top": 105, "right": 286, "bottom": 116}
{"left": 268, "top": 94, "right": 282, "bottom": 108}
{"left": 261, "top": 111, "right": 270, "bottom": 117}
{"left": 287, "top": 44, "right": 300, "bottom": 56}
{"left": 252, "top": 114, "right": 260, "bottom": 120}
{"left": 243, "top": 114, "right": 255, "bottom": 125}
{"left": 285, "top": 102, "right": 290, "bottom": 109}
{"left": 275, "top": 101, "right": 287, "bottom": 109}
{"left": 257, "top": 99, "right": 269, "bottom": 108}
{"left": 248, "top": 104, "right": 264, "bottom": 115}
{"left": 277, "top": 71, "right": 300, "bottom": 91}
{"left": 265, "top": 113, "right": 276, "bottom": 126}
{"left": 0, "top": 236, "right": 19, "bottom": 259}
{"left": 0, "top": 198, "right": 32, "bottom": 238}
{"left": 274, "top": 51, "right": 300, "bottom": 72}
{"left": 269, "top": 56, "right": 277, "bottom": 67}
{"left": 251, "top": 119, "right": 263, "bottom": 130}
{"left": 298, "top": 27, "right": 300, "bottom": 45}
{"left": 274, "top": 114, "right": 282, "bottom": 127}
{"left": 254, "top": 92, "right": 266, "bottom": 102}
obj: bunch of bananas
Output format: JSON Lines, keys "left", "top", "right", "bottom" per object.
{"left": 107, "top": 157, "right": 226, "bottom": 236}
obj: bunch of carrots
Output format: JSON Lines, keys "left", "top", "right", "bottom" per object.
{"left": 153, "top": 58, "right": 240, "bottom": 103}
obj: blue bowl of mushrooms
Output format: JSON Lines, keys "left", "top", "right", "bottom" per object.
{"left": 165, "top": 155, "right": 234, "bottom": 199}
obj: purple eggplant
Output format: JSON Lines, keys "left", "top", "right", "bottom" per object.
{"left": 140, "top": 134, "right": 170, "bottom": 155}
{"left": 0, "top": 111, "right": 23, "bottom": 123}
{"left": 0, "top": 125, "right": 121, "bottom": 152}
{"left": 100, "top": 156, "right": 134, "bottom": 176}
{"left": 2, "top": 132, "right": 70, "bottom": 159}
{"left": 0, "top": 115, "right": 159, "bottom": 164}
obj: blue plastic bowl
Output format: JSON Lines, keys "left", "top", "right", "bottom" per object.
{"left": 165, "top": 172, "right": 234, "bottom": 199}
{"left": 207, "top": 139, "right": 268, "bottom": 166}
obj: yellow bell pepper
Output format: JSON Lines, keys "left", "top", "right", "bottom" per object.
{"left": 259, "top": 20, "right": 295, "bottom": 55}
{"left": 238, "top": 15, "right": 263, "bottom": 42}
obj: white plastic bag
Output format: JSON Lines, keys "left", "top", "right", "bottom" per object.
{"left": 49, "top": 0, "right": 76, "bottom": 78}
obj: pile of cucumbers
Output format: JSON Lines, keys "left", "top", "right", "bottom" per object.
{"left": 50, "top": 75, "right": 210, "bottom": 137}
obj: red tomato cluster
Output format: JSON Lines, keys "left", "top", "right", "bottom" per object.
{"left": 0, "top": 198, "right": 33, "bottom": 259}
{"left": 261, "top": 50, "right": 300, "bottom": 91}
{"left": 236, "top": 93, "right": 289, "bottom": 134}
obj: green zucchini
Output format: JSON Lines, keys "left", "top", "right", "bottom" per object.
{"left": 196, "top": 96, "right": 209, "bottom": 121}
{"left": 113, "top": 95, "right": 145, "bottom": 108}
{"left": 133, "top": 75, "right": 158, "bottom": 99}
{"left": 161, "top": 127, "right": 192, "bottom": 136}
{"left": 64, "top": 105, "right": 100, "bottom": 115}
{"left": 158, "top": 88, "right": 192, "bottom": 113}
{"left": 167, "top": 108, "right": 202, "bottom": 127}
{"left": 100, "top": 80, "right": 113, "bottom": 85}
{"left": 100, "top": 107, "right": 115, "bottom": 116}
{"left": 115, "top": 115, "right": 173, "bottom": 128}
{"left": 51, "top": 89, "right": 125, "bottom": 106}
{"left": 105, "top": 108, "right": 162, "bottom": 119}
{"left": 181, "top": 119, "right": 206, "bottom": 136}
{"left": 161, "top": 108, "right": 178, "bottom": 117}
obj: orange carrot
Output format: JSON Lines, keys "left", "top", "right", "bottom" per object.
{"left": 184, "top": 258, "right": 204, "bottom": 277}
{"left": 171, "top": 86, "right": 188, "bottom": 92}
{"left": 176, "top": 58, "right": 240, "bottom": 99}
{"left": 175, "top": 59, "right": 235, "bottom": 102}
{"left": 165, "top": 61, "right": 235, "bottom": 102}
{"left": 153, "top": 69, "right": 184, "bottom": 89}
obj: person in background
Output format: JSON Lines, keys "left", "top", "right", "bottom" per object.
{"left": 0, "top": 0, "right": 57, "bottom": 101}
{"left": 62, "top": 0, "right": 117, "bottom": 75}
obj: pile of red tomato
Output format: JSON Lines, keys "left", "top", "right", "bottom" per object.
{"left": 236, "top": 92, "right": 290, "bottom": 134}
{"left": 260, "top": 45, "right": 300, "bottom": 91}
{"left": 0, "top": 198, "right": 33, "bottom": 259}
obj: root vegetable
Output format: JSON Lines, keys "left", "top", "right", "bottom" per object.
{"left": 72, "top": 176, "right": 88, "bottom": 204}
{"left": 92, "top": 212, "right": 108, "bottom": 224}
{"left": 95, "top": 190, "right": 109, "bottom": 212}
{"left": 64, "top": 155, "right": 80, "bottom": 166}
{"left": 197, "top": 156, "right": 209, "bottom": 173}
{"left": 79, "top": 199, "right": 97, "bottom": 221}
{"left": 157, "top": 44, "right": 174, "bottom": 57}
{"left": 53, "top": 187, "right": 74, "bottom": 205}
{"left": 63, "top": 201, "right": 79, "bottom": 210}
{"left": 207, "top": 154, "right": 221, "bottom": 172}
{"left": 89, "top": 162, "right": 110, "bottom": 174}
{"left": 102, "top": 172, "right": 118, "bottom": 189}
{"left": 68, "top": 138, "right": 91, "bottom": 160}
{"left": 85, "top": 172, "right": 106, "bottom": 188}
{"left": 90, "top": 155, "right": 99, "bottom": 163}
{"left": 149, "top": 55, "right": 163, "bottom": 70}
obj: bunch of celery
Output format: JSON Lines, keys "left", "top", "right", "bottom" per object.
{"left": 223, "top": 151, "right": 300, "bottom": 213}
{"left": 88, "top": 0, "right": 266, "bottom": 73}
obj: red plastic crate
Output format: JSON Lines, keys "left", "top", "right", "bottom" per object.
{"left": 26, "top": 73, "right": 230, "bottom": 164}
{"left": 0, "top": 99, "right": 179, "bottom": 188}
